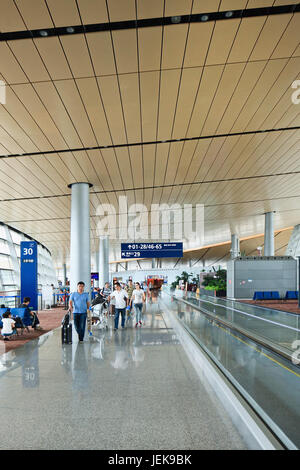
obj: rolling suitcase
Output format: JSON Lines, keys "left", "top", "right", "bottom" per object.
{"left": 61, "top": 311, "right": 72, "bottom": 344}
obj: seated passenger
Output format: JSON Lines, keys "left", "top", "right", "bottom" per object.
{"left": 1, "top": 312, "right": 16, "bottom": 341}
{"left": 19, "top": 297, "right": 42, "bottom": 331}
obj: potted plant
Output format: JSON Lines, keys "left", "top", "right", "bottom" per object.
{"left": 201, "top": 268, "right": 227, "bottom": 297}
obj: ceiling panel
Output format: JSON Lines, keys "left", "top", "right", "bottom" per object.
{"left": 32, "top": 81, "right": 85, "bottom": 149}
{"left": 59, "top": 34, "right": 94, "bottom": 78}
{"left": 118, "top": 73, "right": 141, "bottom": 143}
{"left": 161, "top": 24, "right": 189, "bottom": 70}
{"left": 33, "top": 37, "right": 72, "bottom": 80}
{"left": 97, "top": 75, "right": 127, "bottom": 144}
{"left": 140, "top": 71, "right": 160, "bottom": 142}
{"left": 45, "top": 0, "right": 81, "bottom": 27}
{"left": 15, "top": 0, "right": 53, "bottom": 30}
{"left": 228, "top": 17, "right": 267, "bottom": 63}
{"left": 183, "top": 22, "right": 214, "bottom": 68}
{"left": 106, "top": 0, "right": 136, "bottom": 22}
{"left": 114, "top": 147, "right": 134, "bottom": 188}
{"left": 138, "top": 27, "right": 162, "bottom": 72}
{"left": 250, "top": 14, "right": 294, "bottom": 61}
{"left": 54, "top": 79, "right": 97, "bottom": 147}
{"left": 86, "top": 32, "right": 116, "bottom": 76}
{"left": 8, "top": 39, "right": 50, "bottom": 82}
{"left": 137, "top": 0, "right": 164, "bottom": 19}
{"left": 77, "top": 0, "right": 108, "bottom": 24}
{"left": 0, "top": 43, "right": 28, "bottom": 84}
{"left": 11, "top": 83, "right": 69, "bottom": 150}
{"left": 0, "top": 0, "right": 25, "bottom": 32}
{"left": 157, "top": 69, "right": 181, "bottom": 140}
{"left": 154, "top": 143, "right": 169, "bottom": 187}
{"left": 76, "top": 77, "right": 112, "bottom": 146}
{"left": 112, "top": 29, "right": 138, "bottom": 74}
{"left": 206, "top": 19, "right": 240, "bottom": 66}
{"left": 186, "top": 64, "right": 224, "bottom": 138}
{"left": 100, "top": 148, "right": 124, "bottom": 189}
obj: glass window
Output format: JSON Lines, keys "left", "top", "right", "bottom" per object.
{"left": 1, "top": 269, "right": 14, "bottom": 283}
{"left": 14, "top": 244, "right": 20, "bottom": 257}
{"left": 0, "top": 255, "right": 12, "bottom": 270}
{"left": 10, "top": 230, "right": 23, "bottom": 244}
{"left": 2, "top": 285, "right": 17, "bottom": 292}
{"left": 0, "top": 226, "right": 6, "bottom": 239}
{"left": 0, "top": 239, "right": 10, "bottom": 255}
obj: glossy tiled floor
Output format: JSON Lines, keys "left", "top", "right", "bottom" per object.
{"left": 0, "top": 302, "right": 247, "bottom": 450}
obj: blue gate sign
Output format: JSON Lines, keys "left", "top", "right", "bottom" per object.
{"left": 121, "top": 242, "right": 183, "bottom": 259}
{"left": 20, "top": 241, "right": 38, "bottom": 311}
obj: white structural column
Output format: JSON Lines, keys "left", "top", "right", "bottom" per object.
{"left": 93, "top": 252, "right": 99, "bottom": 288}
{"left": 63, "top": 263, "right": 67, "bottom": 286}
{"left": 264, "top": 212, "right": 275, "bottom": 256}
{"left": 230, "top": 234, "right": 240, "bottom": 259}
{"left": 69, "top": 182, "right": 92, "bottom": 297}
{"left": 99, "top": 236, "right": 109, "bottom": 287}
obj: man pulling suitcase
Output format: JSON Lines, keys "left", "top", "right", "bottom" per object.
{"left": 68, "top": 281, "right": 90, "bottom": 343}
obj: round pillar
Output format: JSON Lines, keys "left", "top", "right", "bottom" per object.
{"left": 99, "top": 236, "right": 109, "bottom": 288}
{"left": 68, "top": 182, "right": 92, "bottom": 297}
{"left": 264, "top": 212, "right": 275, "bottom": 256}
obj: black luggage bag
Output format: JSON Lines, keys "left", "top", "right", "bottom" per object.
{"left": 61, "top": 311, "right": 72, "bottom": 344}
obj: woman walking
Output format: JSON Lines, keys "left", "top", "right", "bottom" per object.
{"left": 131, "top": 282, "right": 146, "bottom": 328}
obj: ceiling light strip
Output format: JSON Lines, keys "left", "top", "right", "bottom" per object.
{"left": 0, "top": 4, "right": 299, "bottom": 42}
{"left": 0, "top": 125, "right": 299, "bottom": 160}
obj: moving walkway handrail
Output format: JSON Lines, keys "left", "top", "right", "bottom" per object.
{"left": 172, "top": 293, "right": 299, "bottom": 363}
{"left": 188, "top": 294, "right": 300, "bottom": 332}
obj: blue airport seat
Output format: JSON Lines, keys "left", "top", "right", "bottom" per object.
{"left": 271, "top": 291, "right": 280, "bottom": 300}
{"left": 285, "top": 290, "right": 298, "bottom": 300}
{"left": 10, "top": 307, "right": 32, "bottom": 327}
{"left": 253, "top": 291, "right": 263, "bottom": 300}
{"left": 263, "top": 291, "right": 272, "bottom": 300}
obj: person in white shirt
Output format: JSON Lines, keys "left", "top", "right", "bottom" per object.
{"left": 108, "top": 282, "right": 128, "bottom": 331}
{"left": 131, "top": 282, "right": 146, "bottom": 328}
{"left": 1, "top": 312, "right": 16, "bottom": 341}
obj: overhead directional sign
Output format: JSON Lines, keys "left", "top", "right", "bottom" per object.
{"left": 121, "top": 242, "right": 183, "bottom": 259}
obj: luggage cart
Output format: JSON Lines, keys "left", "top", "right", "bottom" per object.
{"left": 90, "top": 299, "right": 109, "bottom": 330}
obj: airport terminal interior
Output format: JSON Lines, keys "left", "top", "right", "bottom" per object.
{"left": 0, "top": 0, "right": 300, "bottom": 451}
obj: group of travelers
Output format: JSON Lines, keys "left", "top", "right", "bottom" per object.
{"left": 0, "top": 296, "right": 42, "bottom": 341}
{"left": 69, "top": 279, "right": 147, "bottom": 342}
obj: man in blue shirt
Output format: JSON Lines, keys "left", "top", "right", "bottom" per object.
{"left": 69, "top": 281, "right": 90, "bottom": 342}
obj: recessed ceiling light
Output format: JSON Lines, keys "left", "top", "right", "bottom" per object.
{"left": 200, "top": 15, "right": 209, "bottom": 22}
{"left": 171, "top": 16, "right": 181, "bottom": 24}
{"left": 225, "top": 11, "right": 233, "bottom": 18}
{"left": 39, "top": 30, "right": 48, "bottom": 37}
{"left": 66, "top": 27, "right": 75, "bottom": 33}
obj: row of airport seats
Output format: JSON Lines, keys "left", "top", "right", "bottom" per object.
{"left": 0, "top": 307, "right": 32, "bottom": 330}
{"left": 253, "top": 291, "right": 298, "bottom": 301}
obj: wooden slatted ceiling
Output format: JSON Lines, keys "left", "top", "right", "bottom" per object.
{"left": 0, "top": 3, "right": 299, "bottom": 262}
